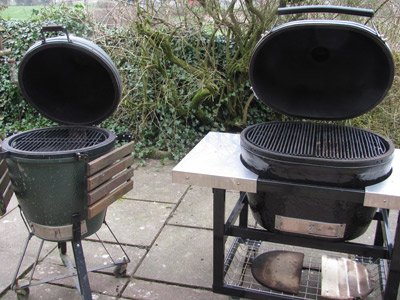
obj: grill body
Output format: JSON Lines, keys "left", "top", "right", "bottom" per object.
{"left": 240, "top": 122, "right": 394, "bottom": 188}
{"left": 241, "top": 122, "right": 393, "bottom": 240}
{"left": 247, "top": 183, "right": 376, "bottom": 241}
{"left": 0, "top": 28, "right": 125, "bottom": 243}
{"left": 241, "top": 6, "right": 395, "bottom": 241}
{"left": 2, "top": 126, "right": 116, "bottom": 241}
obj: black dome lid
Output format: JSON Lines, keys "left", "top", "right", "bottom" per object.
{"left": 18, "top": 35, "right": 122, "bottom": 125}
{"left": 249, "top": 20, "right": 395, "bottom": 120}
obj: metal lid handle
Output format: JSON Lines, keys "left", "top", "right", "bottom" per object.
{"left": 277, "top": 5, "right": 374, "bottom": 18}
{"left": 41, "top": 25, "right": 71, "bottom": 43}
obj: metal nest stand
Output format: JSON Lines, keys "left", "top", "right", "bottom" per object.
{"left": 11, "top": 208, "right": 130, "bottom": 300}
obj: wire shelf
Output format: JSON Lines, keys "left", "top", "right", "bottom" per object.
{"left": 224, "top": 238, "right": 388, "bottom": 300}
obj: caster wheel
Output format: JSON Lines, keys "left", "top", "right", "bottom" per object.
{"left": 16, "top": 287, "right": 30, "bottom": 299}
{"left": 113, "top": 263, "right": 127, "bottom": 278}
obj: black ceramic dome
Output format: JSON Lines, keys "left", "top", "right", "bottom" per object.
{"left": 18, "top": 35, "right": 122, "bottom": 125}
{"left": 249, "top": 20, "right": 394, "bottom": 120}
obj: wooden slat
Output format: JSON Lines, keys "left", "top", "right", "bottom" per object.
{"left": 87, "top": 141, "right": 134, "bottom": 176}
{"left": 88, "top": 168, "right": 134, "bottom": 205}
{"left": 87, "top": 156, "right": 134, "bottom": 191}
{"left": 0, "top": 169, "right": 10, "bottom": 195}
{"left": 1, "top": 182, "right": 13, "bottom": 214}
{"left": 0, "top": 159, "right": 7, "bottom": 176}
{"left": 87, "top": 180, "right": 133, "bottom": 219}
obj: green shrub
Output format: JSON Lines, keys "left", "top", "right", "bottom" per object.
{"left": 347, "top": 53, "right": 400, "bottom": 146}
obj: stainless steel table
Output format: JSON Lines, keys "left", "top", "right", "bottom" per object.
{"left": 173, "top": 132, "right": 400, "bottom": 299}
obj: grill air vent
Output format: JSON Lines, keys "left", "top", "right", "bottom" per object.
{"left": 245, "top": 122, "right": 388, "bottom": 160}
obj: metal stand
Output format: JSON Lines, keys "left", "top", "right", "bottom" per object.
{"left": 10, "top": 209, "right": 130, "bottom": 300}
{"left": 212, "top": 182, "right": 400, "bottom": 300}
{"left": 71, "top": 213, "right": 92, "bottom": 299}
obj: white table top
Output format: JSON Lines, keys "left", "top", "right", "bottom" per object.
{"left": 172, "top": 132, "right": 400, "bottom": 209}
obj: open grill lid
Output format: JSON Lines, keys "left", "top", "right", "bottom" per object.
{"left": 18, "top": 26, "right": 122, "bottom": 126}
{"left": 249, "top": 6, "right": 395, "bottom": 120}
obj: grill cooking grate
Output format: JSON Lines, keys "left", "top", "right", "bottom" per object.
{"left": 10, "top": 127, "right": 108, "bottom": 152}
{"left": 245, "top": 122, "right": 389, "bottom": 159}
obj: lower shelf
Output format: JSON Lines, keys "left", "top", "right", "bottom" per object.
{"left": 224, "top": 238, "right": 388, "bottom": 300}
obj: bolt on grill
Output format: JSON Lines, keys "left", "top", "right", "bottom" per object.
{"left": 245, "top": 122, "right": 389, "bottom": 160}
{"left": 10, "top": 127, "right": 108, "bottom": 152}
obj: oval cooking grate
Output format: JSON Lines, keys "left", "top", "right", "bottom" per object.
{"left": 245, "top": 122, "right": 389, "bottom": 159}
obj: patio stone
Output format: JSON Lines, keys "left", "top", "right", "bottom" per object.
{"left": 168, "top": 186, "right": 256, "bottom": 229}
{"left": 34, "top": 240, "right": 146, "bottom": 277}
{"left": 2, "top": 194, "right": 18, "bottom": 215}
{"left": 0, "top": 284, "right": 121, "bottom": 300}
{"left": 135, "top": 225, "right": 213, "bottom": 288}
{"left": 95, "top": 198, "right": 174, "bottom": 247}
{"left": 352, "top": 211, "right": 398, "bottom": 245}
{"left": 123, "top": 279, "right": 229, "bottom": 299}
{"left": 30, "top": 264, "right": 129, "bottom": 297}
{"left": 0, "top": 209, "right": 56, "bottom": 294}
{"left": 124, "top": 159, "right": 189, "bottom": 203}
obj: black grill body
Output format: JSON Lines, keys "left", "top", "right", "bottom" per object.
{"left": 247, "top": 182, "right": 376, "bottom": 241}
{"left": 241, "top": 12, "right": 395, "bottom": 241}
{"left": 240, "top": 122, "right": 394, "bottom": 188}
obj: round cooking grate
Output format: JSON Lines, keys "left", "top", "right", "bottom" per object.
{"left": 3, "top": 126, "right": 116, "bottom": 158}
{"left": 244, "top": 122, "right": 390, "bottom": 160}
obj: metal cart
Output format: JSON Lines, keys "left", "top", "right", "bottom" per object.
{"left": 172, "top": 132, "right": 400, "bottom": 299}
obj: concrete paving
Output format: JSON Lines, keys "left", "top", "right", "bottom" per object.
{"left": 0, "top": 159, "right": 398, "bottom": 299}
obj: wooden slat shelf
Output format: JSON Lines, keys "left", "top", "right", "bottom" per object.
{"left": 87, "top": 180, "right": 133, "bottom": 219}
{"left": 86, "top": 141, "right": 135, "bottom": 219}
{"left": 87, "top": 156, "right": 134, "bottom": 191}
{"left": 0, "top": 159, "right": 13, "bottom": 214}
{"left": 88, "top": 168, "right": 134, "bottom": 205}
{"left": 87, "top": 142, "right": 134, "bottom": 176}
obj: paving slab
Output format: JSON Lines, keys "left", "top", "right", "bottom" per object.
{"left": 0, "top": 283, "right": 122, "bottom": 300}
{"left": 2, "top": 194, "right": 18, "bottom": 215}
{"left": 0, "top": 208, "right": 56, "bottom": 294}
{"left": 125, "top": 159, "right": 189, "bottom": 203}
{"left": 56, "top": 271, "right": 128, "bottom": 297}
{"left": 34, "top": 240, "right": 146, "bottom": 277}
{"left": 135, "top": 225, "right": 213, "bottom": 288}
{"left": 168, "top": 186, "right": 256, "bottom": 229}
{"left": 123, "top": 278, "right": 229, "bottom": 299}
{"left": 352, "top": 210, "right": 398, "bottom": 245}
{"left": 29, "top": 263, "right": 129, "bottom": 297}
{"left": 95, "top": 198, "right": 174, "bottom": 247}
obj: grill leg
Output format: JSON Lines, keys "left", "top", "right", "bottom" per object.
{"left": 213, "top": 188, "right": 226, "bottom": 293}
{"left": 71, "top": 214, "right": 92, "bottom": 300}
{"left": 239, "top": 192, "right": 248, "bottom": 228}
{"left": 11, "top": 232, "right": 34, "bottom": 291}
{"left": 58, "top": 242, "right": 67, "bottom": 255}
{"left": 384, "top": 212, "right": 400, "bottom": 300}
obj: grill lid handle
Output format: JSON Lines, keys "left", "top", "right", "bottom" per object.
{"left": 277, "top": 5, "right": 374, "bottom": 18}
{"left": 41, "top": 25, "right": 71, "bottom": 43}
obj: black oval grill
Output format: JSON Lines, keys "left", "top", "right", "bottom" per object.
{"left": 10, "top": 127, "right": 108, "bottom": 153}
{"left": 245, "top": 122, "right": 389, "bottom": 159}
